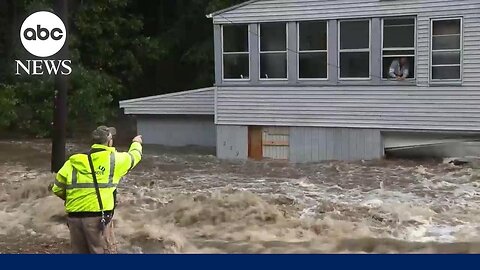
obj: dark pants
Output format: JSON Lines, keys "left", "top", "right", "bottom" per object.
{"left": 67, "top": 216, "right": 117, "bottom": 254}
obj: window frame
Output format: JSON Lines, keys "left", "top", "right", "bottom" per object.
{"left": 338, "top": 19, "right": 372, "bottom": 80}
{"left": 381, "top": 16, "right": 417, "bottom": 81}
{"left": 258, "top": 22, "right": 289, "bottom": 81}
{"left": 297, "top": 20, "right": 329, "bottom": 81}
{"left": 429, "top": 17, "right": 463, "bottom": 84}
{"left": 221, "top": 24, "right": 251, "bottom": 81}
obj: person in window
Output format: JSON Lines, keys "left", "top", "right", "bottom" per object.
{"left": 389, "top": 57, "right": 409, "bottom": 80}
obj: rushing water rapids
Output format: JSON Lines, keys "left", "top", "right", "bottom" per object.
{"left": 0, "top": 140, "right": 479, "bottom": 253}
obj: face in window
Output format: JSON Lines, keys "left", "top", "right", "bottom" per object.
{"left": 382, "top": 18, "right": 416, "bottom": 79}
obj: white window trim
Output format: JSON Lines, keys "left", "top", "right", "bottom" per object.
{"left": 297, "top": 21, "right": 329, "bottom": 81}
{"left": 338, "top": 19, "right": 371, "bottom": 80}
{"left": 259, "top": 23, "right": 289, "bottom": 81}
{"left": 221, "top": 24, "right": 251, "bottom": 82}
{"left": 429, "top": 17, "right": 463, "bottom": 84}
{"left": 381, "top": 17, "right": 417, "bottom": 81}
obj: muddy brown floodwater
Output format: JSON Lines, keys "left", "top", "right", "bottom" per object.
{"left": 0, "top": 140, "right": 479, "bottom": 254}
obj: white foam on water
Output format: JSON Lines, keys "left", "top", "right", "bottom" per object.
{"left": 1, "top": 140, "right": 480, "bottom": 253}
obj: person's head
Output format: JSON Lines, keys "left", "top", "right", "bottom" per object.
{"left": 91, "top": 126, "right": 116, "bottom": 147}
{"left": 399, "top": 57, "right": 408, "bottom": 66}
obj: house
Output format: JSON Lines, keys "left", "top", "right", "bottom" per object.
{"left": 120, "top": 0, "right": 480, "bottom": 162}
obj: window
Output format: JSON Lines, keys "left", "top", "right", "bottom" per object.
{"left": 339, "top": 20, "right": 370, "bottom": 79}
{"left": 298, "top": 21, "right": 328, "bottom": 79}
{"left": 260, "top": 23, "right": 287, "bottom": 79}
{"left": 382, "top": 18, "right": 416, "bottom": 79}
{"left": 431, "top": 18, "right": 462, "bottom": 81}
{"left": 222, "top": 24, "right": 249, "bottom": 80}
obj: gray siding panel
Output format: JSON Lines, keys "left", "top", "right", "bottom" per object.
{"left": 138, "top": 116, "right": 216, "bottom": 147}
{"left": 217, "top": 86, "right": 480, "bottom": 132}
{"left": 327, "top": 20, "right": 338, "bottom": 82}
{"left": 120, "top": 87, "right": 215, "bottom": 115}
{"left": 289, "top": 127, "right": 383, "bottom": 162}
{"left": 287, "top": 22, "right": 297, "bottom": 85}
{"left": 249, "top": 24, "right": 260, "bottom": 84}
{"left": 289, "top": 127, "right": 303, "bottom": 162}
{"left": 216, "top": 125, "right": 248, "bottom": 160}
{"left": 214, "top": 25, "right": 222, "bottom": 86}
{"left": 371, "top": 18, "right": 382, "bottom": 85}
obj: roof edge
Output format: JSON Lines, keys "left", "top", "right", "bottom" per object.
{"left": 206, "top": 0, "right": 261, "bottom": 18}
{"left": 119, "top": 86, "right": 215, "bottom": 107}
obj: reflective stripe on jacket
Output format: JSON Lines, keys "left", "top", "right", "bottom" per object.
{"left": 52, "top": 142, "right": 142, "bottom": 213}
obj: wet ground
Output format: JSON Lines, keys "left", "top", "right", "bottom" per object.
{"left": 0, "top": 140, "right": 479, "bottom": 253}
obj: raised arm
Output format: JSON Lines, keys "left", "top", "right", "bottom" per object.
{"left": 116, "top": 135, "right": 143, "bottom": 177}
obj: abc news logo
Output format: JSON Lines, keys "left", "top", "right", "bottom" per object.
{"left": 15, "top": 11, "right": 72, "bottom": 75}
{"left": 23, "top": 25, "right": 64, "bottom": 41}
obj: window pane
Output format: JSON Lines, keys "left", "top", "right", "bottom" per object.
{"left": 299, "top": 52, "right": 327, "bottom": 78}
{"left": 432, "top": 36, "right": 460, "bottom": 50}
{"left": 260, "top": 53, "right": 287, "bottom": 78}
{"left": 433, "top": 19, "right": 460, "bottom": 35}
{"left": 340, "top": 20, "right": 369, "bottom": 49}
{"left": 383, "top": 18, "right": 415, "bottom": 48}
{"left": 299, "top": 21, "right": 327, "bottom": 51}
{"left": 224, "top": 54, "right": 249, "bottom": 79}
{"left": 432, "top": 66, "right": 460, "bottom": 80}
{"left": 382, "top": 57, "right": 415, "bottom": 79}
{"left": 432, "top": 51, "right": 460, "bottom": 65}
{"left": 260, "top": 23, "right": 287, "bottom": 51}
{"left": 223, "top": 25, "right": 248, "bottom": 52}
{"left": 340, "top": 52, "right": 369, "bottom": 78}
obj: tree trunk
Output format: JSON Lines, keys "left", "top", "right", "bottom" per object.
{"left": 51, "top": 0, "right": 69, "bottom": 172}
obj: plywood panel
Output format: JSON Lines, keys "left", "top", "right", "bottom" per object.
{"left": 248, "top": 126, "right": 263, "bottom": 160}
{"left": 263, "top": 127, "right": 289, "bottom": 160}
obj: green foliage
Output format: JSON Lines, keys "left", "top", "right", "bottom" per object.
{"left": 72, "top": 0, "right": 163, "bottom": 92}
{"left": 1, "top": 78, "right": 54, "bottom": 137}
{"left": 68, "top": 65, "right": 120, "bottom": 128}
{"left": 0, "top": 85, "right": 18, "bottom": 128}
{"left": 206, "top": 0, "right": 247, "bottom": 13}
{"left": 0, "top": 0, "right": 250, "bottom": 137}
{"left": 0, "top": 66, "right": 117, "bottom": 137}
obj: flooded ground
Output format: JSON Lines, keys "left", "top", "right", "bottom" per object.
{"left": 0, "top": 140, "right": 479, "bottom": 253}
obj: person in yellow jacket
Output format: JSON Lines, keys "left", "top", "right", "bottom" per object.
{"left": 52, "top": 126, "right": 143, "bottom": 254}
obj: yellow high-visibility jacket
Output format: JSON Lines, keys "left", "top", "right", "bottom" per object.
{"left": 52, "top": 142, "right": 142, "bottom": 213}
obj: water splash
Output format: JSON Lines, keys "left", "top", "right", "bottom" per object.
{"left": 1, "top": 140, "right": 480, "bottom": 253}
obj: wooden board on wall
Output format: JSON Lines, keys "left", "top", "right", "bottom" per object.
{"left": 263, "top": 127, "right": 289, "bottom": 160}
{"left": 248, "top": 126, "right": 263, "bottom": 160}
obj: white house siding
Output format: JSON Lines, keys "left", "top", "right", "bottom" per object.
{"left": 119, "top": 87, "right": 215, "bottom": 115}
{"left": 216, "top": 86, "right": 480, "bottom": 132}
